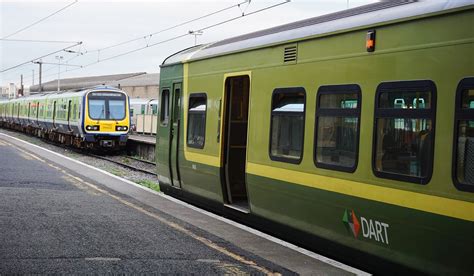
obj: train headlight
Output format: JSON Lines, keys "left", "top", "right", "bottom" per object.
{"left": 115, "top": 126, "right": 128, "bottom": 131}
{"left": 86, "top": 125, "right": 100, "bottom": 131}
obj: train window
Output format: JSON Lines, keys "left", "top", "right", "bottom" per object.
{"left": 373, "top": 80, "right": 436, "bottom": 184}
{"left": 89, "top": 99, "right": 106, "bottom": 120}
{"left": 269, "top": 87, "right": 306, "bottom": 164}
{"left": 187, "top": 93, "right": 207, "bottom": 149}
{"left": 109, "top": 100, "right": 126, "bottom": 120}
{"left": 453, "top": 78, "right": 474, "bottom": 192}
{"left": 160, "top": 89, "right": 170, "bottom": 126}
{"left": 315, "top": 85, "right": 361, "bottom": 172}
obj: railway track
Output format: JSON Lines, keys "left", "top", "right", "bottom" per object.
{"left": 33, "top": 136, "right": 156, "bottom": 175}
{"left": 86, "top": 153, "right": 156, "bottom": 175}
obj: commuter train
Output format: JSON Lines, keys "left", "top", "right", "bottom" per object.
{"left": 156, "top": 1, "right": 474, "bottom": 274}
{"left": 0, "top": 86, "right": 130, "bottom": 149}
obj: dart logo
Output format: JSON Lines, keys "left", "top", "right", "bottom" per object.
{"left": 342, "top": 209, "right": 390, "bottom": 245}
{"left": 342, "top": 209, "right": 361, "bottom": 238}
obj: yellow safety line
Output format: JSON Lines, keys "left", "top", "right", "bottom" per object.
{"left": 3, "top": 139, "right": 281, "bottom": 276}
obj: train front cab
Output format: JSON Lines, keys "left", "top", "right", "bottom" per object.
{"left": 82, "top": 89, "right": 130, "bottom": 148}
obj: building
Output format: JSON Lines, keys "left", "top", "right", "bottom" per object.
{"left": 0, "top": 86, "right": 9, "bottom": 100}
{"left": 29, "top": 72, "right": 159, "bottom": 99}
{"left": 107, "top": 73, "right": 159, "bottom": 99}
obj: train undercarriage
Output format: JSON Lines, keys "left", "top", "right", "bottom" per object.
{"left": 0, "top": 121, "right": 127, "bottom": 150}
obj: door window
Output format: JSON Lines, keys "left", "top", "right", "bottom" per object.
{"left": 160, "top": 89, "right": 170, "bottom": 126}
{"left": 453, "top": 78, "right": 474, "bottom": 192}
{"left": 187, "top": 93, "right": 207, "bottom": 149}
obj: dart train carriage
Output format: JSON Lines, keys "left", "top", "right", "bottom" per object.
{"left": 0, "top": 85, "right": 130, "bottom": 149}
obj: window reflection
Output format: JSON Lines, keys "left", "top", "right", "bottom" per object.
{"left": 270, "top": 88, "right": 305, "bottom": 162}
{"left": 456, "top": 88, "right": 474, "bottom": 186}
{"left": 89, "top": 99, "right": 106, "bottom": 120}
{"left": 316, "top": 89, "right": 360, "bottom": 170}
{"left": 187, "top": 94, "right": 206, "bottom": 149}
{"left": 374, "top": 83, "right": 435, "bottom": 182}
{"left": 375, "top": 118, "right": 432, "bottom": 177}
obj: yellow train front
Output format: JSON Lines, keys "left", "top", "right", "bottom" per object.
{"left": 0, "top": 85, "right": 130, "bottom": 150}
{"left": 81, "top": 87, "right": 130, "bottom": 149}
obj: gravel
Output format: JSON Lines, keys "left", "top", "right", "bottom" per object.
{"left": 0, "top": 128, "right": 160, "bottom": 190}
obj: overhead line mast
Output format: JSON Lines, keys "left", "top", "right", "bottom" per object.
{"left": 3, "top": 0, "right": 290, "bottom": 85}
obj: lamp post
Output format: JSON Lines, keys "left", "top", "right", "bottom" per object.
{"left": 55, "top": 55, "right": 63, "bottom": 91}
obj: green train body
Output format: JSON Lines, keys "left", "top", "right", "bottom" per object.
{"left": 0, "top": 86, "right": 130, "bottom": 148}
{"left": 156, "top": 1, "right": 473, "bottom": 274}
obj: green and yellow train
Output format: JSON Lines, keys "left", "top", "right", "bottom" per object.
{"left": 0, "top": 86, "right": 130, "bottom": 148}
{"left": 156, "top": 1, "right": 474, "bottom": 274}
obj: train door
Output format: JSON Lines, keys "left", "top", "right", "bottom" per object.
{"left": 36, "top": 102, "right": 40, "bottom": 125}
{"left": 170, "top": 83, "right": 182, "bottom": 188}
{"left": 52, "top": 101, "right": 57, "bottom": 129}
{"left": 67, "top": 100, "right": 72, "bottom": 131}
{"left": 27, "top": 102, "right": 31, "bottom": 124}
{"left": 221, "top": 75, "right": 250, "bottom": 211}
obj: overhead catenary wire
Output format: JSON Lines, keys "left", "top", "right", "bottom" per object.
{"left": 0, "top": 41, "right": 83, "bottom": 73}
{"left": 198, "top": 0, "right": 290, "bottom": 33}
{"left": 83, "top": 0, "right": 290, "bottom": 67}
{"left": 2, "top": 1, "right": 251, "bottom": 84}
{"left": 87, "top": 0, "right": 251, "bottom": 53}
{"left": 19, "top": 51, "right": 83, "bottom": 84}
{"left": 28, "top": 0, "right": 289, "bottom": 84}
{"left": 7, "top": 0, "right": 290, "bottom": 85}
{"left": 0, "top": 38, "right": 81, "bottom": 44}
{"left": 1, "top": 0, "right": 78, "bottom": 40}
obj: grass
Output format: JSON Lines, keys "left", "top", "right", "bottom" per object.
{"left": 122, "top": 158, "right": 130, "bottom": 164}
{"left": 109, "top": 167, "right": 125, "bottom": 177}
{"left": 136, "top": 179, "right": 160, "bottom": 192}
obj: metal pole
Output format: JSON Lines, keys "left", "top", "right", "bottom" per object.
{"left": 20, "top": 74, "right": 24, "bottom": 97}
{"left": 39, "top": 62, "right": 42, "bottom": 92}
{"left": 32, "top": 69, "right": 35, "bottom": 85}
{"left": 57, "top": 63, "right": 60, "bottom": 91}
{"left": 34, "top": 61, "right": 43, "bottom": 92}
{"left": 55, "top": 55, "right": 63, "bottom": 91}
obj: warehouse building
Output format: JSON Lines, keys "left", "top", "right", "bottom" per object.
{"left": 29, "top": 72, "right": 159, "bottom": 99}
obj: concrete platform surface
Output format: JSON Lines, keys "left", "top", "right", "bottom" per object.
{"left": 0, "top": 132, "right": 368, "bottom": 275}
{"left": 128, "top": 134, "right": 156, "bottom": 145}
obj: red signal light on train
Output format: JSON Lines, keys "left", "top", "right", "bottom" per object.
{"left": 366, "top": 30, "right": 376, "bottom": 52}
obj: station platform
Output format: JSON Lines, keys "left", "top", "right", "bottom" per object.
{"left": 128, "top": 134, "right": 156, "bottom": 145}
{"left": 0, "top": 131, "right": 367, "bottom": 275}
{"left": 127, "top": 134, "right": 156, "bottom": 162}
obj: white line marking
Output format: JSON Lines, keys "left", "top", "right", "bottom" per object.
{"left": 85, "top": 257, "right": 121, "bottom": 261}
{"left": 0, "top": 132, "right": 370, "bottom": 276}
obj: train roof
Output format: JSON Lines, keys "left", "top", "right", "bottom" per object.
{"left": 161, "top": 0, "right": 474, "bottom": 66}
{"left": 130, "top": 98, "right": 157, "bottom": 105}
{"left": 3, "top": 86, "right": 126, "bottom": 102}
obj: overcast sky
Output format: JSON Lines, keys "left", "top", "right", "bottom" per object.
{"left": 0, "top": 0, "right": 377, "bottom": 87}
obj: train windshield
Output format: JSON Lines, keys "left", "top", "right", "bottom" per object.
{"left": 88, "top": 92, "right": 126, "bottom": 120}
{"left": 89, "top": 100, "right": 106, "bottom": 119}
{"left": 109, "top": 100, "right": 126, "bottom": 120}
